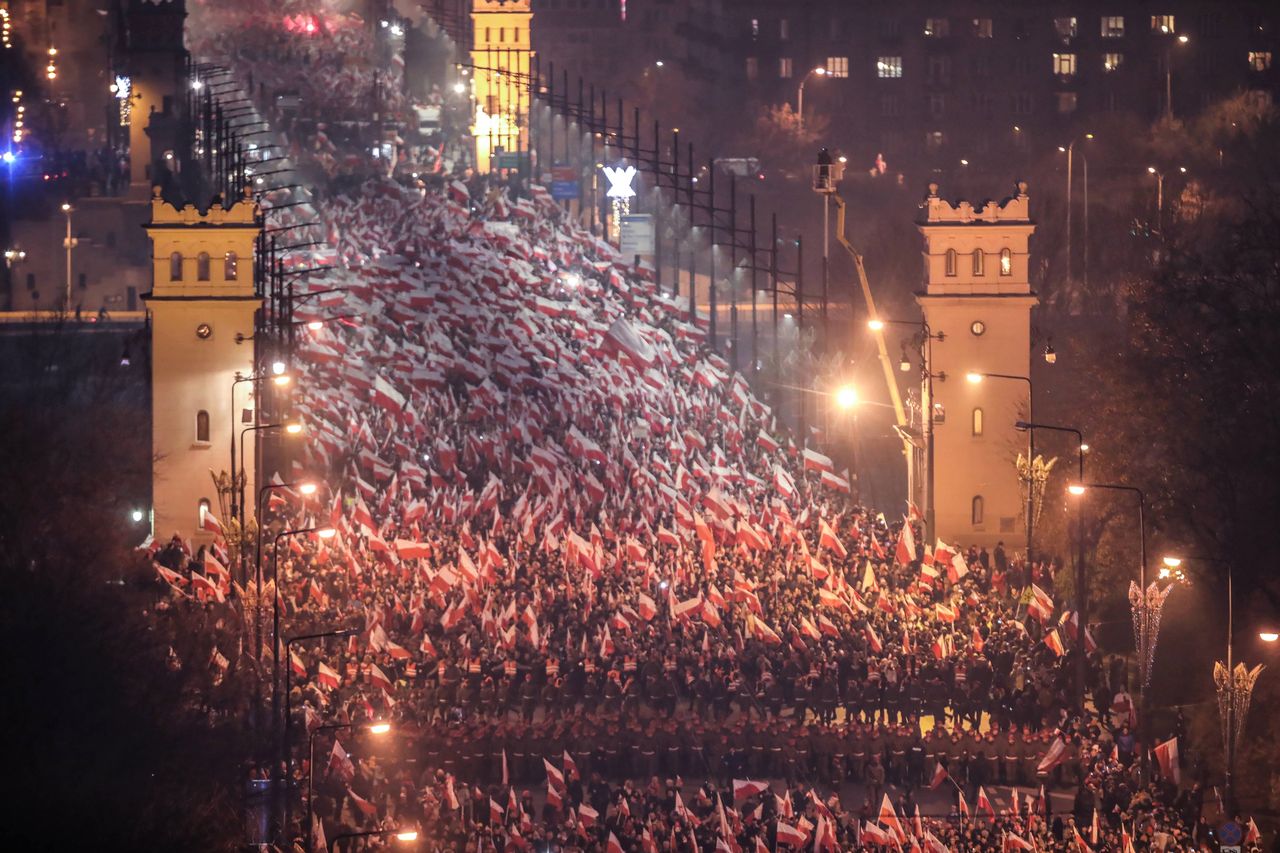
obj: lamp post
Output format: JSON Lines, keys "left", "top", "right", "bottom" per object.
{"left": 283, "top": 627, "right": 355, "bottom": 843}
{"left": 1069, "top": 482, "right": 1150, "bottom": 781}
{"left": 869, "top": 317, "right": 945, "bottom": 544}
{"left": 1057, "top": 134, "right": 1092, "bottom": 286}
{"left": 253, "top": 481, "right": 318, "bottom": 660}
{"left": 230, "top": 365, "right": 292, "bottom": 522}
{"left": 967, "top": 372, "right": 1034, "bottom": 559}
{"left": 796, "top": 66, "right": 826, "bottom": 130}
{"left": 1165, "top": 33, "right": 1190, "bottom": 120}
{"left": 1017, "top": 420, "right": 1087, "bottom": 707}
{"left": 271, "top": 526, "right": 335, "bottom": 761}
{"left": 1147, "top": 166, "right": 1186, "bottom": 233}
{"left": 60, "top": 202, "right": 74, "bottom": 310}
{"left": 308, "top": 722, "right": 394, "bottom": 852}
{"left": 329, "top": 828, "right": 417, "bottom": 853}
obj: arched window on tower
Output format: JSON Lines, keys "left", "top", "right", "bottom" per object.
{"left": 198, "top": 497, "right": 212, "bottom": 528}
{"left": 971, "top": 495, "right": 985, "bottom": 526}
{"left": 197, "top": 252, "right": 211, "bottom": 281}
{"left": 945, "top": 248, "right": 957, "bottom": 276}
{"left": 973, "top": 248, "right": 985, "bottom": 276}
{"left": 1000, "top": 248, "right": 1012, "bottom": 276}
{"left": 972, "top": 407, "right": 984, "bottom": 436}
{"left": 224, "top": 252, "right": 238, "bottom": 280}
{"left": 195, "top": 409, "right": 211, "bottom": 444}
{"left": 169, "top": 252, "right": 183, "bottom": 281}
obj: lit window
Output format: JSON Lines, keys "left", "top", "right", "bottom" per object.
{"left": 1151, "top": 15, "right": 1175, "bottom": 34}
{"left": 197, "top": 252, "right": 211, "bottom": 281}
{"left": 1053, "top": 53, "right": 1077, "bottom": 76}
{"left": 1104, "top": 53, "right": 1124, "bottom": 72}
{"left": 195, "top": 410, "right": 211, "bottom": 443}
{"left": 924, "top": 18, "right": 950, "bottom": 38}
{"left": 972, "top": 496, "right": 985, "bottom": 525}
{"left": 1054, "top": 17, "right": 1077, "bottom": 39}
{"left": 1101, "top": 16, "right": 1125, "bottom": 38}
{"left": 169, "top": 251, "right": 183, "bottom": 281}
{"left": 973, "top": 18, "right": 993, "bottom": 38}
{"left": 825, "top": 56, "right": 849, "bottom": 77}
{"left": 745, "top": 57, "right": 758, "bottom": 79}
{"left": 877, "top": 56, "right": 903, "bottom": 78}
{"left": 779, "top": 18, "right": 789, "bottom": 41}
{"left": 972, "top": 249, "right": 985, "bottom": 276}
{"left": 199, "top": 498, "right": 212, "bottom": 527}
{"left": 776, "top": 57, "right": 792, "bottom": 78}
{"left": 750, "top": 18, "right": 759, "bottom": 38}
{"left": 972, "top": 408, "right": 984, "bottom": 436}
{"left": 1249, "top": 51, "right": 1273, "bottom": 71}
{"left": 945, "top": 248, "right": 957, "bottom": 276}
{"left": 1000, "top": 248, "right": 1012, "bottom": 275}
{"left": 224, "top": 251, "right": 238, "bottom": 280}
{"left": 1057, "top": 92, "right": 1078, "bottom": 113}
{"left": 926, "top": 130, "right": 945, "bottom": 149}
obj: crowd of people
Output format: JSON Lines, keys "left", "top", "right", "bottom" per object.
{"left": 137, "top": 2, "right": 1270, "bottom": 850}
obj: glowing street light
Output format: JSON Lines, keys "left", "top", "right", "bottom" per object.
{"left": 1260, "top": 632, "right": 1279, "bottom": 643}
{"left": 834, "top": 386, "right": 859, "bottom": 409}
{"left": 298, "top": 481, "right": 318, "bottom": 496}
{"left": 284, "top": 422, "right": 304, "bottom": 435}
{"left": 965, "top": 372, "right": 983, "bottom": 384}
{"left": 797, "top": 66, "right": 827, "bottom": 129}
{"left": 867, "top": 319, "right": 885, "bottom": 331}
{"left": 368, "top": 722, "right": 392, "bottom": 735}
{"left": 1067, "top": 484, "right": 1087, "bottom": 496}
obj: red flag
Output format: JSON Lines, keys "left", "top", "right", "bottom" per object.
{"left": 976, "top": 786, "right": 995, "bottom": 821}
{"left": 879, "top": 793, "right": 907, "bottom": 843}
{"left": 348, "top": 788, "right": 378, "bottom": 816}
{"left": 928, "top": 763, "right": 948, "bottom": 790}
{"left": 776, "top": 821, "right": 807, "bottom": 847}
{"left": 606, "top": 832, "right": 625, "bottom": 853}
{"left": 490, "top": 797, "right": 505, "bottom": 824}
{"left": 1153, "top": 737, "right": 1180, "bottom": 785}
{"left": 733, "top": 779, "right": 770, "bottom": 803}
{"left": 895, "top": 521, "right": 916, "bottom": 565}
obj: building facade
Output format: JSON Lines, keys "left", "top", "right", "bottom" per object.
{"left": 471, "top": 0, "right": 533, "bottom": 171}
{"left": 916, "top": 181, "right": 1036, "bottom": 549}
{"left": 144, "top": 187, "right": 260, "bottom": 544}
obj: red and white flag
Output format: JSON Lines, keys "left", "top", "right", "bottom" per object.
{"left": 1154, "top": 737, "right": 1180, "bottom": 785}
{"left": 733, "top": 779, "right": 770, "bottom": 803}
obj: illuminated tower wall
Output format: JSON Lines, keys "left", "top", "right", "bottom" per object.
{"left": 470, "top": 0, "right": 532, "bottom": 172}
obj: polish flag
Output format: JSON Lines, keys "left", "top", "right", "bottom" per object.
{"left": 818, "top": 519, "right": 847, "bottom": 558}
{"left": 563, "top": 750, "right": 579, "bottom": 780}
{"left": 544, "top": 758, "right": 566, "bottom": 792}
{"left": 928, "top": 763, "right": 948, "bottom": 790}
{"left": 386, "top": 640, "right": 412, "bottom": 660}
{"left": 316, "top": 661, "right": 340, "bottom": 688}
{"left": 1154, "top": 737, "right": 1180, "bottom": 785}
{"left": 368, "top": 663, "right": 393, "bottom": 692}
{"left": 1044, "top": 628, "right": 1066, "bottom": 657}
{"left": 733, "top": 779, "right": 770, "bottom": 803}
{"left": 879, "top": 794, "right": 907, "bottom": 843}
{"left": 372, "top": 375, "right": 406, "bottom": 412}
{"left": 820, "top": 470, "right": 851, "bottom": 492}
{"left": 290, "top": 651, "right": 308, "bottom": 678}
{"left": 489, "top": 797, "right": 505, "bottom": 824}
{"left": 607, "top": 832, "right": 625, "bottom": 853}
{"left": 1028, "top": 584, "right": 1055, "bottom": 622}
{"left": 864, "top": 624, "right": 883, "bottom": 654}
{"left": 860, "top": 822, "right": 894, "bottom": 846}
{"left": 638, "top": 592, "right": 658, "bottom": 621}
{"left": 1037, "top": 737, "right": 1068, "bottom": 774}
{"left": 1004, "top": 833, "right": 1034, "bottom": 851}
{"left": 895, "top": 521, "right": 916, "bottom": 565}
{"left": 348, "top": 787, "right": 378, "bottom": 816}
{"left": 977, "top": 786, "right": 995, "bottom": 821}
{"left": 817, "top": 613, "right": 840, "bottom": 637}
{"left": 578, "top": 802, "right": 599, "bottom": 828}
{"left": 1072, "top": 828, "right": 1095, "bottom": 853}
{"left": 776, "top": 821, "right": 807, "bottom": 848}
{"left": 802, "top": 448, "right": 834, "bottom": 473}
{"left": 935, "top": 603, "right": 957, "bottom": 623}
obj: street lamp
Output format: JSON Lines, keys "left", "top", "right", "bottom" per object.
{"left": 1057, "top": 133, "right": 1093, "bottom": 286}
{"left": 1069, "top": 482, "right": 1160, "bottom": 783}
{"left": 229, "top": 370, "right": 295, "bottom": 524}
{"left": 796, "top": 66, "right": 826, "bottom": 130}
{"left": 283, "top": 627, "right": 357, "bottom": 842}
{"left": 1165, "top": 33, "right": 1191, "bottom": 119}
{"left": 967, "top": 371, "right": 1035, "bottom": 559}
{"left": 60, "top": 203, "right": 75, "bottom": 310}
{"left": 1148, "top": 166, "right": 1187, "bottom": 232}
{"left": 271, "top": 526, "right": 336, "bottom": 758}
{"left": 308, "top": 722, "right": 395, "bottom": 852}
{"left": 1261, "top": 632, "right": 1279, "bottom": 643}
{"left": 835, "top": 386, "right": 859, "bottom": 409}
{"left": 253, "top": 481, "right": 320, "bottom": 660}
{"left": 1017, "top": 420, "right": 1087, "bottom": 707}
{"left": 239, "top": 420, "right": 306, "bottom": 566}
{"left": 329, "top": 828, "right": 417, "bottom": 852}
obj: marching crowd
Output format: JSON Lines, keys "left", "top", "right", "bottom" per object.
{"left": 138, "top": 1, "right": 1271, "bottom": 850}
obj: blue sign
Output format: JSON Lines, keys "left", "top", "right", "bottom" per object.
{"left": 551, "top": 180, "right": 579, "bottom": 200}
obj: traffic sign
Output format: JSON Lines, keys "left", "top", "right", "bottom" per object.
{"left": 1218, "top": 821, "right": 1242, "bottom": 846}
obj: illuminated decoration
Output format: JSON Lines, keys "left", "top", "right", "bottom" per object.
{"left": 1128, "top": 580, "right": 1176, "bottom": 687}
{"left": 620, "top": 0, "right": 627, "bottom": 22}
{"left": 10, "top": 89, "right": 23, "bottom": 145}
{"left": 1016, "top": 453, "right": 1057, "bottom": 527}
{"left": 470, "top": 0, "right": 532, "bottom": 172}
{"left": 602, "top": 164, "right": 636, "bottom": 244}
{"left": 1, "top": 8, "right": 12, "bottom": 49}
{"left": 1214, "top": 661, "right": 1263, "bottom": 762}
{"left": 46, "top": 45, "right": 57, "bottom": 80}
{"left": 114, "top": 75, "right": 132, "bottom": 126}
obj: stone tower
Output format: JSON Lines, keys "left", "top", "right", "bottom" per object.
{"left": 916, "top": 181, "right": 1037, "bottom": 549}
{"left": 144, "top": 187, "right": 261, "bottom": 544}
{"left": 470, "top": 0, "right": 532, "bottom": 172}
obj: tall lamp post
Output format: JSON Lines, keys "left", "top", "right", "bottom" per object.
{"left": 870, "top": 317, "right": 945, "bottom": 544}
{"left": 308, "top": 722, "right": 394, "bottom": 852}
{"left": 1057, "top": 133, "right": 1092, "bottom": 285}
{"left": 1017, "top": 420, "right": 1087, "bottom": 707}
{"left": 283, "top": 627, "right": 356, "bottom": 843}
{"left": 271, "top": 526, "right": 335, "bottom": 754}
{"left": 1147, "top": 166, "right": 1186, "bottom": 233}
{"left": 1164, "top": 33, "right": 1190, "bottom": 120}
{"left": 230, "top": 366, "right": 292, "bottom": 522}
{"left": 1069, "top": 482, "right": 1160, "bottom": 783}
{"left": 967, "top": 371, "right": 1034, "bottom": 559}
{"left": 60, "top": 202, "right": 75, "bottom": 310}
{"left": 796, "top": 66, "right": 826, "bottom": 130}
{"left": 1160, "top": 554, "right": 1265, "bottom": 816}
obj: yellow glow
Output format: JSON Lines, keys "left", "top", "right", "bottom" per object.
{"left": 966, "top": 372, "right": 984, "bottom": 384}
{"left": 60, "top": 203, "right": 71, "bottom": 212}
{"left": 369, "top": 722, "right": 392, "bottom": 735}
{"left": 1080, "top": 443, "right": 1090, "bottom": 452}
{"left": 271, "top": 361, "right": 287, "bottom": 375}
{"left": 834, "top": 386, "right": 859, "bottom": 409}
{"left": 298, "top": 482, "right": 318, "bottom": 496}
{"left": 1067, "top": 485, "right": 1087, "bottom": 496}
{"left": 284, "top": 422, "right": 304, "bottom": 435}
{"left": 306, "top": 320, "right": 323, "bottom": 331}
{"left": 272, "top": 374, "right": 292, "bottom": 386}
{"left": 1158, "top": 567, "right": 1171, "bottom": 579}
{"left": 1162, "top": 556, "right": 1182, "bottom": 568}
{"left": 867, "top": 319, "right": 885, "bottom": 331}
{"left": 317, "top": 527, "right": 337, "bottom": 539}
{"left": 1260, "top": 632, "right": 1279, "bottom": 643}
{"left": 395, "top": 831, "right": 418, "bottom": 842}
